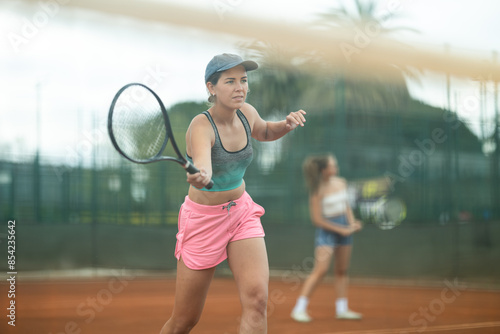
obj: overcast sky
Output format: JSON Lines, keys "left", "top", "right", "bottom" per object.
{"left": 1, "top": 0, "right": 499, "bottom": 160}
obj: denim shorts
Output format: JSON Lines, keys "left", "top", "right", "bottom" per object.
{"left": 315, "top": 214, "right": 353, "bottom": 247}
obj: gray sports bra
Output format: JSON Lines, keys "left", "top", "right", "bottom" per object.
{"left": 186, "top": 110, "right": 253, "bottom": 191}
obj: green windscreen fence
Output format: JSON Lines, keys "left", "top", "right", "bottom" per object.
{"left": 1, "top": 103, "right": 499, "bottom": 282}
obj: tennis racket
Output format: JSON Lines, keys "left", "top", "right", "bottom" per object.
{"left": 358, "top": 196, "right": 407, "bottom": 230}
{"left": 108, "top": 83, "right": 213, "bottom": 189}
{"left": 349, "top": 177, "right": 406, "bottom": 230}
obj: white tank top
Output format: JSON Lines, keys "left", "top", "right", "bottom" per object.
{"left": 322, "top": 190, "right": 348, "bottom": 217}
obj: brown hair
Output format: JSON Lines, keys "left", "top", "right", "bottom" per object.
{"left": 206, "top": 71, "right": 223, "bottom": 103}
{"left": 302, "top": 153, "right": 335, "bottom": 194}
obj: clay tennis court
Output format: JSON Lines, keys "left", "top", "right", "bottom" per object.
{"left": 3, "top": 273, "right": 500, "bottom": 334}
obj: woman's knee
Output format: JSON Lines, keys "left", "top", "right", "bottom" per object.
{"left": 242, "top": 284, "right": 268, "bottom": 313}
{"left": 334, "top": 266, "right": 349, "bottom": 277}
{"left": 312, "top": 264, "right": 330, "bottom": 280}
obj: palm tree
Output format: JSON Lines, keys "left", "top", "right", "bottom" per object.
{"left": 314, "top": 0, "right": 421, "bottom": 110}
{"left": 238, "top": 41, "right": 318, "bottom": 174}
{"left": 239, "top": 41, "right": 315, "bottom": 117}
{"left": 238, "top": 1, "right": 422, "bottom": 172}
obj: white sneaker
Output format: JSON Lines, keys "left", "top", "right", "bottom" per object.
{"left": 291, "top": 310, "right": 312, "bottom": 322}
{"left": 336, "top": 310, "right": 362, "bottom": 320}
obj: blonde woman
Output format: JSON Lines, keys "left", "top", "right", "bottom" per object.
{"left": 291, "top": 153, "right": 362, "bottom": 322}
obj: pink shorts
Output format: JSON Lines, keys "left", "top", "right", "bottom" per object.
{"left": 175, "top": 191, "right": 265, "bottom": 270}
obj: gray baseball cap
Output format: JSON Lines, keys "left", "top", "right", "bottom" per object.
{"left": 205, "top": 53, "right": 258, "bottom": 83}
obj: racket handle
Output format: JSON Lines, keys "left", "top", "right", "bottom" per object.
{"left": 184, "top": 162, "right": 214, "bottom": 190}
{"left": 205, "top": 179, "right": 214, "bottom": 189}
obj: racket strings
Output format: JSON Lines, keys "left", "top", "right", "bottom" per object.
{"left": 378, "top": 199, "right": 406, "bottom": 230}
{"left": 385, "top": 200, "right": 404, "bottom": 221}
{"left": 112, "top": 86, "right": 168, "bottom": 161}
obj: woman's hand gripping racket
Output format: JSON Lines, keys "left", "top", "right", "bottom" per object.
{"left": 108, "top": 83, "right": 213, "bottom": 189}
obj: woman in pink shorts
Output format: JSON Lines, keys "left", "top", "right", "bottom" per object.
{"left": 159, "top": 53, "right": 306, "bottom": 334}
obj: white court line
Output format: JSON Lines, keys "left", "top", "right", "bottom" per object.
{"left": 320, "top": 321, "right": 500, "bottom": 334}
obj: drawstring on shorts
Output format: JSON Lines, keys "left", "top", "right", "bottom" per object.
{"left": 222, "top": 201, "right": 237, "bottom": 214}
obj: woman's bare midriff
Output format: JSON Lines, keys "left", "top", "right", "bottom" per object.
{"left": 187, "top": 181, "right": 246, "bottom": 205}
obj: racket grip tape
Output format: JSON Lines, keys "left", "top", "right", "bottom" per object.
{"left": 184, "top": 162, "right": 214, "bottom": 190}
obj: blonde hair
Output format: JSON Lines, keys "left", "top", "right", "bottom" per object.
{"left": 302, "top": 153, "right": 336, "bottom": 194}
